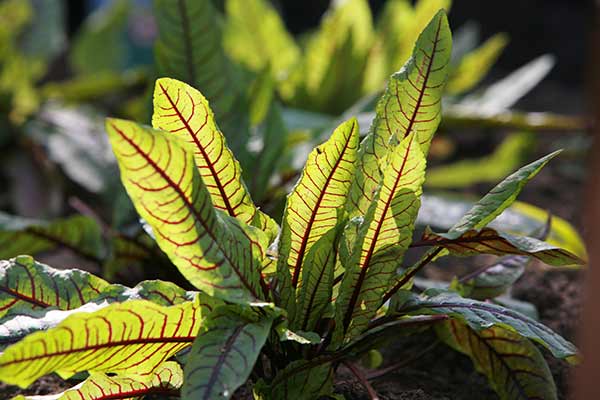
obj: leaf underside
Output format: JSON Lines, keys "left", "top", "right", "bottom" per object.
{"left": 438, "top": 320, "right": 557, "bottom": 400}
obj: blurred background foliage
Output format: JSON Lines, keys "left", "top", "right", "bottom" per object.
{"left": 0, "top": 0, "right": 589, "bottom": 285}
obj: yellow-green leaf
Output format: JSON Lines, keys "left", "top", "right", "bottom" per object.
{"left": 336, "top": 132, "right": 426, "bottom": 341}
{"left": 152, "top": 77, "right": 278, "bottom": 241}
{"left": 0, "top": 300, "right": 202, "bottom": 387}
{"left": 106, "top": 118, "right": 268, "bottom": 303}
{"left": 437, "top": 321, "right": 557, "bottom": 400}
{"left": 346, "top": 11, "right": 451, "bottom": 219}
{"left": 0, "top": 213, "right": 103, "bottom": 262}
{"left": 0, "top": 255, "right": 110, "bottom": 319}
{"left": 425, "top": 132, "right": 534, "bottom": 188}
{"left": 276, "top": 118, "right": 358, "bottom": 315}
{"left": 447, "top": 32, "right": 509, "bottom": 95}
{"left": 13, "top": 361, "right": 183, "bottom": 400}
{"left": 293, "top": 230, "right": 337, "bottom": 332}
{"left": 224, "top": 0, "right": 299, "bottom": 79}
{"left": 284, "top": 0, "right": 374, "bottom": 114}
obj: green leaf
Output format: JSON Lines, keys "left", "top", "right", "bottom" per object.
{"left": 277, "top": 118, "right": 358, "bottom": 313}
{"left": 69, "top": 0, "right": 130, "bottom": 75}
{"left": 250, "top": 101, "right": 289, "bottom": 200}
{"left": 153, "top": 0, "right": 249, "bottom": 156}
{"left": 336, "top": 132, "right": 426, "bottom": 341}
{"left": 362, "top": 0, "right": 413, "bottom": 94}
{"left": 444, "top": 151, "right": 561, "bottom": 238}
{"left": 0, "top": 213, "right": 103, "bottom": 262}
{"left": 259, "top": 359, "right": 333, "bottom": 400}
{"left": 446, "top": 33, "right": 509, "bottom": 95}
{"left": 152, "top": 77, "right": 278, "bottom": 241}
{"left": 284, "top": 0, "right": 374, "bottom": 114}
{"left": 106, "top": 118, "right": 268, "bottom": 304}
{"left": 425, "top": 132, "right": 535, "bottom": 188}
{"left": 395, "top": 0, "right": 452, "bottom": 71}
{"left": 293, "top": 230, "right": 337, "bottom": 332}
{"left": 0, "top": 299, "right": 203, "bottom": 387}
{"left": 456, "top": 255, "right": 529, "bottom": 300}
{"left": 346, "top": 10, "right": 452, "bottom": 219}
{"left": 182, "top": 305, "right": 274, "bottom": 400}
{"left": 421, "top": 226, "right": 585, "bottom": 267}
{"left": 417, "top": 194, "right": 587, "bottom": 260}
{"left": 437, "top": 321, "right": 557, "bottom": 400}
{"left": 13, "top": 361, "right": 183, "bottom": 400}
{"left": 399, "top": 289, "right": 579, "bottom": 362}
{"left": 0, "top": 260, "right": 214, "bottom": 347}
{"left": 223, "top": 0, "right": 299, "bottom": 79}
{"left": 0, "top": 255, "right": 110, "bottom": 319}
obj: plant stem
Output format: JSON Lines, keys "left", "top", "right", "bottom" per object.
{"left": 343, "top": 361, "right": 380, "bottom": 400}
{"left": 366, "top": 340, "right": 440, "bottom": 381}
{"left": 382, "top": 247, "right": 443, "bottom": 305}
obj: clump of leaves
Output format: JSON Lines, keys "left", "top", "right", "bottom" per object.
{"left": 0, "top": 12, "right": 585, "bottom": 400}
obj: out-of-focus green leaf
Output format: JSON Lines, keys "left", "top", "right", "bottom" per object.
{"left": 456, "top": 255, "right": 529, "bottom": 300}
{"left": 250, "top": 102, "right": 289, "bottom": 200}
{"left": 41, "top": 69, "right": 147, "bottom": 103}
{"left": 20, "top": 0, "right": 66, "bottom": 62}
{"left": 224, "top": 0, "right": 299, "bottom": 80}
{"left": 425, "top": 132, "right": 535, "bottom": 188}
{"left": 153, "top": 0, "right": 250, "bottom": 159}
{"left": 437, "top": 320, "right": 557, "bottom": 400}
{"left": 0, "top": 213, "right": 103, "bottom": 262}
{"left": 25, "top": 103, "right": 116, "bottom": 194}
{"left": 70, "top": 0, "right": 131, "bottom": 75}
{"left": 457, "top": 55, "right": 555, "bottom": 115}
{"left": 283, "top": 0, "right": 374, "bottom": 114}
{"left": 447, "top": 33, "right": 508, "bottom": 95}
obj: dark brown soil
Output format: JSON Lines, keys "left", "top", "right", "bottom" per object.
{"left": 0, "top": 375, "right": 72, "bottom": 400}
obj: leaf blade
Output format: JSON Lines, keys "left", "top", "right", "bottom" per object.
{"left": 183, "top": 306, "right": 273, "bottom": 400}
{"left": 106, "top": 118, "right": 267, "bottom": 303}
{"left": 347, "top": 10, "right": 452, "bottom": 219}
{"left": 336, "top": 132, "right": 426, "bottom": 340}
{"left": 0, "top": 300, "right": 203, "bottom": 387}
{"left": 438, "top": 321, "right": 557, "bottom": 400}
{"left": 152, "top": 77, "right": 278, "bottom": 240}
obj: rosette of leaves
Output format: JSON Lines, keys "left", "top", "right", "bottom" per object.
{"left": 0, "top": 12, "right": 585, "bottom": 400}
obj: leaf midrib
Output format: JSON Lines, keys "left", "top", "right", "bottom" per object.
{"left": 342, "top": 137, "right": 414, "bottom": 334}
{"left": 202, "top": 325, "right": 243, "bottom": 400}
{"left": 111, "top": 124, "right": 259, "bottom": 300}
{"left": 0, "top": 336, "right": 195, "bottom": 367}
{"left": 290, "top": 122, "right": 355, "bottom": 288}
